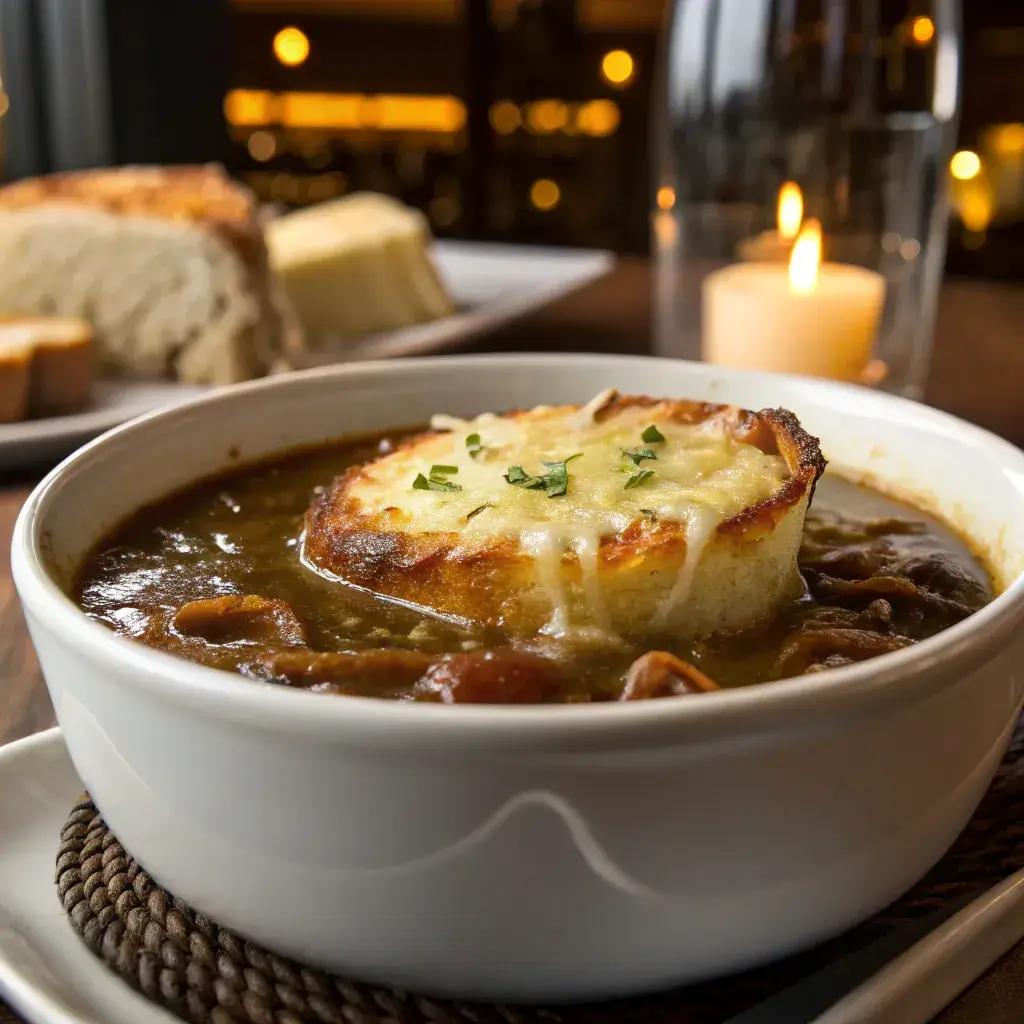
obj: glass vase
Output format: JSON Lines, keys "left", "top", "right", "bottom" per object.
{"left": 653, "top": 0, "right": 962, "bottom": 400}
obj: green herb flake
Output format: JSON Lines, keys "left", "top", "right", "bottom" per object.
{"left": 504, "top": 465, "right": 544, "bottom": 488}
{"left": 504, "top": 452, "right": 583, "bottom": 497}
{"left": 413, "top": 472, "right": 462, "bottom": 493}
{"left": 639, "top": 508, "right": 658, "bottom": 520}
{"left": 621, "top": 447, "right": 657, "bottom": 467}
{"left": 430, "top": 464, "right": 458, "bottom": 476}
{"left": 466, "top": 502, "right": 495, "bottom": 521}
{"left": 539, "top": 452, "right": 583, "bottom": 498}
{"left": 641, "top": 424, "right": 666, "bottom": 444}
{"left": 624, "top": 469, "right": 655, "bottom": 490}
{"left": 465, "top": 433, "right": 484, "bottom": 458}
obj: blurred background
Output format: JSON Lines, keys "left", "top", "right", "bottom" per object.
{"left": 0, "top": 0, "right": 1020, "bottom": 278}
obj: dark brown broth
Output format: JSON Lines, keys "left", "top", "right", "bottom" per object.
{"left": 74, "top": 435, "right": 994, "bottom": 701}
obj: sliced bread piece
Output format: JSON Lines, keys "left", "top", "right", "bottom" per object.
{"left": 0, "top": 316, "right": 96, "bottom": 417}
{"left": 0, "top": 326, "right": 34, "bottom": 423}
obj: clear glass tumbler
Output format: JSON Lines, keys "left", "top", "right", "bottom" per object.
{"left": 652, "top": 0, "right": 962, "bottom": 399}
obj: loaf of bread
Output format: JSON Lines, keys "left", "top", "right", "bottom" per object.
{"left": 264, "top": 192, "right": 454, "bottom": 346}
{"left": 0, "top": 316, "right": 95, "bottom": 422}
{"left": 0, "top": 165, "right": 299, "bottom": 385}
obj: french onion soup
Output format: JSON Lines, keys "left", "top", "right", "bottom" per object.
{"left": 75, "top": 391, "right": 993, "bottom": 703}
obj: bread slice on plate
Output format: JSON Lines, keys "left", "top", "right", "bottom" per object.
{"left": 11, "top": 317, "right": 94, "bottom": 417}
{"left": 305, "top": 390, "right": 826, "bottom": 643}
{"left": 0, "top": 316, "right": 95, "bottom": 421}
{"left": 0, "top": 165, "right": 298, "bottom": 385}
{"left": 265, "top": 192, "right": 454, "bottom": 346}
{"left": 0, "top": 326, "right": 34, "bottom": 424}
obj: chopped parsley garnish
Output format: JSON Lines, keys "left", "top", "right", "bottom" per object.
{"left": 621, "top": 447, "right": 657, "bottom": 467}
{"left": 624, "top": 469, "right": 655, "bottom": 490}
{"left": 413, "top": 462, "right": 461, "bottom": 492}
{"left": 504, "top": 452, "right": 583, "bottom": 498}
{"left": 466, "top": 502, "right": 494, "bottom": 521}
{"left": 465, "top": 433, "right": 484, "bottom": 458}
{"left": 641, "top": 424, "right": 666, "bottom": 444}
{"left": 539, "top": 453, "right": 583, "bottom": 497}
{"left": 639, "top": 508, "right": 658, "bottom": 520}
{"left": 413, "top": 472, "right": 462, "bottom": 492}
{"left": 504, "top": 465, "right": 544, "bottom": 488}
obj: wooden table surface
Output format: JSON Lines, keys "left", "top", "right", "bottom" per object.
{"left": 1, "top": 259, "right": 1023, "bottom": 1022}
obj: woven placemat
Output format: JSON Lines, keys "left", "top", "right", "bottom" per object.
{"left": 54, "top": 719, "right": 1024, "bottom": 1024}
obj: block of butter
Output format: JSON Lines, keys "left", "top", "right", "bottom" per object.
{"left": 264, "top": 192, "right": 455, "bottom": 346}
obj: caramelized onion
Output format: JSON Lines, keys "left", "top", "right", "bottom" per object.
{"left": 172, "top": 595, "right": 307, "bottom": 647}
{"left": 248, "top": 648, "right": 434, "bottom": 691}
{"left": 775, "top": 628, "right": 910, "bottom": 677}
{"left": 620, "top": 651, "right": 720, "bottom": 700}
{"left": 414, "top": 649, "right": 566, "bottom": 704}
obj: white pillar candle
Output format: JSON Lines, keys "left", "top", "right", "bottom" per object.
{"left": 702, "top": 220, "right": 886, "bottom": 382}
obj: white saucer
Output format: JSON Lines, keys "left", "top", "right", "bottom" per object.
{"left": 0, "top": 729, "right": 177, "bottom": 1024}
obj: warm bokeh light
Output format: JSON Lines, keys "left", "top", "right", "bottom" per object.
{"left": 575, "top": 99, "right": 620, "bottom": 137}
{"left": 223, "top": 90, "right": 466, "bottom": 133}
{"left": 959, "top": 185, "right": 994, "bottom": 232}
{"left": 373, "top": 95, "right": 464, "bottom": 131}
{"left": 777, "top": 181, "right": 803, "bottom": 240}
{"left": 282, "top": 93, "right": 360, "bottom": 129}
{"left": 246, "top": 130, "right": 277, "bottom": 162}
{"left": 789, "top": 219, "right": 822, "bottom": 295}
{"left": 273, "top": 27, "right": 310, "bottom": 67}
{"left": 224, "top": 90, "right": 272, "bottom": 127}
{"left": 989, "top": 123, "right": 1024, "bottom": 156}
{"left": 489, "top": 100, "right": 520, "bottom": 135}
{"left": 656, "top": 186, "right": 675, "bottom": 210}
{"left": 601, "top": 49, "right": 635, "bottom": 87}
{"left": 530, "top": 178, "right": 561, "bottom": 212}
{"left": 652, "top": 210, "right": 678, "bottom": 248}
{"left": 526, "top": 99, "right": 569, "bottom": 134}
{"left": 950, "top": 150, "right": 982, "bottom": 181}
{"left": 910, "top": 16, "right": 935, "bottom": 45}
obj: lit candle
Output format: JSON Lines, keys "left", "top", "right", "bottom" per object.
{"left": 736, "top": 182, "right": 804, "bottom": 262}
{"left": 702, "top": 219, "right": 886, "bottom": 382}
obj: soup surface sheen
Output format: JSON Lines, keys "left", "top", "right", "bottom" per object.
{"left": 75, "top": 432, "right": 993, "bottom": 703}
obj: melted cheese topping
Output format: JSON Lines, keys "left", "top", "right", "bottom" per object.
{"left": 348, "top": 399, "right": 790, "bottom": 636}
{"left": 360, "top": 403, "right": 787, "bottom": 538}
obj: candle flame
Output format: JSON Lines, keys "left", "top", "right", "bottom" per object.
{"left": 777, "top": 181, "right": 803, "bottom": 241}
{"left": 789, "top": 219, "right": 821, "bottom": 295}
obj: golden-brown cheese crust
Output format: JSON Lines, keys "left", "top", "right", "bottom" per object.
{"left": 304, "top": 397, "right": 825, "bottom": 639}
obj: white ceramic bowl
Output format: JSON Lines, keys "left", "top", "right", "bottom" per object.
{"left": 13, "top": 355, "right": 1024, "bottom": 1003}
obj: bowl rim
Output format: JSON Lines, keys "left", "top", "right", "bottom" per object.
{"left": 13, "top": 353, "right": 1024, "bottom": 750}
